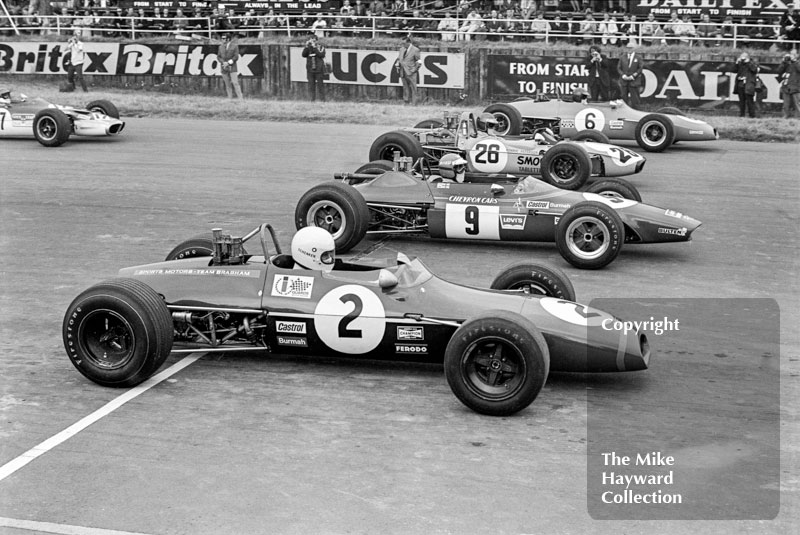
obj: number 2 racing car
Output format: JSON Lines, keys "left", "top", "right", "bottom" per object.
{"left": 484, "top": 96, "right": 718, "bottom": 152}
{"left": 0, "top": 88, "right": 124, "bottom": 147}
{"left": 295, "top": 158, "right": 701, "bottom": 270}
{"left": 368, "top": 111, "right": 646, "bottom": 190}
{"left": 63, "top": 223, "right": 650, "bottom": 416}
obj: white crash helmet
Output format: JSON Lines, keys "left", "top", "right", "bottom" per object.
{"left": 475, "top": 112, "right": 499, "bottom": 133}
{"left": 438, "top": 154, "right": 468, "bottom": 182}
{"left": 291, "top": 227, "right": 335, "bottom": 272}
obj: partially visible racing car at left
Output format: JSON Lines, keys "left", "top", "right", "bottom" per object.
{"left": 0, "top": 88, "right": 124, "bottom": 147}
{"left": 368, "top": 111, "right": 645, "bottom": 190}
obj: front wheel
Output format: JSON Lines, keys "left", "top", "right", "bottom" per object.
{"left": 33, "top": 109, "right": 71, "bottom": 147}
{"left": 635, "top": 114, "right": 674, "bottom": 152}
{"left": 555, "top": 201, "right": 625, "bottom": 269}
{"left": 368, "top": 130, "right": 425, "bottom": 162}
{"left": 445, "top": 310, "right": 550, "bottom": 416}
{"left": 354, "top": 160, "right": 393, "bottom": 175}
{"left": 540, "top": 144, "right": 592, "bottom": 190}
{"left": 571, "top": 129, "right": 611, "bottom": 144}
{"left": 484, "top": 103, "right": 523, "bottom": 136}
{"left": 295, "top": 181, "right": 370, "bottom": 253}
{"left": 585, "top": 178, "right": 642, "bottom": 202}
{"left": 490, "top": 262, "right": 576, "bottom": 301}
{"left": 656, "top": 106, "right": 684, "bottom": 116}
{"left": 87, "top": 99, "right": 120, "bottom": 119}
{"left": 63, "top": 278, "right": 174, "bottom": 387}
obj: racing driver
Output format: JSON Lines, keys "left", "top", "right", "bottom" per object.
{"left": 291, "top": 227, "right": 336, "bottom": 272}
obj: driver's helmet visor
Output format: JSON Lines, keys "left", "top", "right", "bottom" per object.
{"left": 320, "top": 250, "right": 334, "bottom": 265}
{"left": 454, "top": 164, "right": 467, "bottom": 173}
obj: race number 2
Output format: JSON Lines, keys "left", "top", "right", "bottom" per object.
{"left": 575, "top": 108, "right": 605, "bottom": 132}
{"left": 314, "top": 285, "right": 386, "bottom": 354}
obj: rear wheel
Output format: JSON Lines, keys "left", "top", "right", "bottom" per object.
{"left": 445, "top": 310, "right": 550, "bottom": 416}
{"left": 165, "top": 236, "right": 213, "bottom": 261}
{"left": 414, "top": 118, "right": 445, "bottom": 129}
{"left": 656, "top": 106, "right": 684, "bottom": 116}
{"left": 555, "top": 201, "right": 625, "bottom": 269}
{"left": 635, "top": 114, "right": 674, "bottom": 152}
{"left": 33, "top": 109, "right": 71, "bottom": 147}
{"left": 585, "top": 178, "right": 642, "bottom": 202}
{"left": 484, "top": 103, "right": 523, "bottom": 136}
{"left": 295, "top": 181, "right": 370, "bottom": 253}
{"left": 354, "top": 160, "right": 393, "bottom": 174}
{"left": 87, "top": 99, "right": 120, "bottom": 119}
{"left": 63, "top": 278, "right": 174, "bottom": 387}
{"left": 490, "top": 262, "right": 576, "bottom": 301}
{"left": 368, "top": 131, "right": 425, "bottom": 162}
{"left": 571, "top": 129, "right": 611, "bottom": 144}
{"left": 540, "top": 144, "right": 592, "bottom": 190}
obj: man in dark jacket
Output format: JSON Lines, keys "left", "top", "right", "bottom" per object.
{"left": 733, "top": 51, "right": 759, "bottom": 118}
{"left": 302, "top": 34, "right": 326, "bottom": 101}
{"left": 617, "top": 48, "right": 643, "bottom": 107}
{"left": 778, "top": 49, "right": 800, "bottom": 118}
{"left": 395, "top": 34, "right": 422, "bottom": 105}
{"left": 779, "top": 6, "right": 800, "bottom": 48}
{"left": 587, "top": 45, "right": 610, "bottom": 101}
{"left": 217, "top": 33, "right": 243, "bottom": 99}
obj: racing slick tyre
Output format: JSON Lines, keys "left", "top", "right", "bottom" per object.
{"left": 540, "top": 143, "right": 592, "bottom": 190}
{"left": 656, "top": 106, "right": 684, "bottom": 116}
{"left": 414, "top": 119, "right": 445, "bottom": 129}
{"left": 354, "top": 160, "right": 393, "bottom": 175}
{"left": 165, "top": 236, "right": 214, "bottom": 261}
{"left": 444, "top": 310, "right": 550, "bottom": 416}
{"left": 490, "top": 261, "right": 576, "bottom": 301}
{"left": 295, "top": 181, "right": 370, "bottom": 253}
{"left": 87, "top": 99, "right": 120, "bottom": 119}
{"left": 555, "top": 201, "right": 625, "bottom": 270}
{"left": 571, "top": 129, "right": 611, "bottom": 144}
{"left": 33, "top": 109, "right": 71, "bottom": 147}
{"left": 484, "top": 103, "right": 523, "bottom": 136}
{"left": 63, "top": 278, "right": 174, "bottom": 387}
{"left": 635, "top": 114, "right": 674, "bottom": 152}
{"left": 585, "top": 178, "right": 642, "bottom": 202}
{"left": 368, "top": 131, "right": 425, "bottom": 162}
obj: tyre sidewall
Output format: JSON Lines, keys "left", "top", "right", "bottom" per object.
{"left": 635, "top": 114, "right": 674, "bottom": 152}
{"left": 541, "top": 144, "right": 592, "bottom": 190}
{"left": 490, "top": 262, "right": 576, "bottom": 301}
{"left": 555, "top": 201, "right": 625, "bottom": 269}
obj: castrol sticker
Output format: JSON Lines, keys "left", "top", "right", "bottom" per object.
{"left": 314, "top": 285, "right": 385, "bottom": 354}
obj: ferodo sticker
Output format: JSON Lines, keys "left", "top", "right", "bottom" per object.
{"left": 314, "top": 285, "right": 386, "bottom": 354}
{"left": 575, "top": 108, "right": 605, "bottom": 132}
{"left": 540, "top": 297, "right": 614, "bottom": 327}
{"left": 582, "top": 192, "right": 637, "bottom": 209}
{"left": 468, "top": 139, "right": 508, "bottom": 173}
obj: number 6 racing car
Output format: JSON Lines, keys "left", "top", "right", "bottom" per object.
{"left": 295, "top": 159, "right": 701, "bottom": 270}
{"left": 0, "top": 88, "right": 124, "bottom": 147}
{"left": 369, "top": 111, "right": 646, "bottom": 190}
{"left": 63, "top": 224, "right": 650, "bottom": 416}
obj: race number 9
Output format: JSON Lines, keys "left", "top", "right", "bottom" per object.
{"left": 314, "top": 285, "right": 386, "bottom": 354}
{"left": 575, "top": 108, "right": 605, "bottom": 132}
{"left": 445, "top": 204, "right": 500, "bottom": 239}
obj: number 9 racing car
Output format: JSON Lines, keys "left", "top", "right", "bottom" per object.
{"left": 369, "top": 111, "right": 645, "bottom": 190}
{"left": 63, "top": 223, "right": 650, "bottom": 416}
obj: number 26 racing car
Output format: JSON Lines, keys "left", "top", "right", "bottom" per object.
{"left": 368, "top": 111, "right": 646, "bottom": 190}
{"left": 63, "top": 223, "right": 650, "bottom": 416}
{"left": 295, "top": 159, "right": 701, "bottom": 270}
{"left": 484, "top": 96, "right": 718, "bottom": 152}
{"left": 0, "top": 88, "right": 124, "bottom": 147}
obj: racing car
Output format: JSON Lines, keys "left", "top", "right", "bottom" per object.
{"left": 0, "top": 88, "right": 124, "bottom": 147}
{"left": 483, "top": 95, "right": 718, "bottom": 152}
{"left": 63, "top": 223, "right": 651, "bottom": 416}
{"left": 369, "top": 111, "right": 646, "bottom": 190}
{"left": 295, "top": 158, "right": 701, "bottom": 270}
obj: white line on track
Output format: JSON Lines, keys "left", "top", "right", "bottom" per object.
{"left": 0, "top": 353, "right": 204, "bottom": 482}
{"left": 0, "top": 516, "right": 154, "bottom": 535}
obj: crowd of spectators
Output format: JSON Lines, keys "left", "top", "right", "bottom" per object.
{"left": 1, "top": 0, "right": 798, "bottom": 51}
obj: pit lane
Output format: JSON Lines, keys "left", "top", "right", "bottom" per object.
{"left": 0, "top": 119, "right": 797, "bottom": 534}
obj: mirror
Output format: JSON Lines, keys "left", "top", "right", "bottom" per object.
{"left": 378, "top": 269, "right": 398, "bottom": 289}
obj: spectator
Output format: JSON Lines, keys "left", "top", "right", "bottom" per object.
{"left": 617, "top": 46, "right": 643, "bottom": 107}
{"left": 663, "top": 10, "right": 680, "bottom": 43}
{"left": 520, "top": 0, "right": 537, "bottom": 20}
{"left": 696, "top": 13, "right": 719, "bottom": 47}
{"left": 173, "top": 8, "right": 189, "bottom": 35}
{"left": 295, "top": 10, "right": 313, "bottom": 34}
{"left": 302, "top": 34, "right": 326, "bottom": 102}
{"left": 780, "top": 6, "right": 800, "bottom": 48}
{"left": 625, "top": 14, "right": 639, "bottom": 47}
{"left": 503, "top": 9, "right": 524, "bottom": 41}
{"left": 587, "top": 44, "right": 610, "bottom": 101}
{"left": 217, "top": 33, "right": 243, "bottom": 100}
{"left": 641, "top": 12, "right": 657, "bottom": 45}
{"left": 778, "top": 49, "right": 800, "bottom": 117}
{"left": 311, "top": 15, "right": 327, "bottom": 38}
{"left": 530, "top": 11, "right": 549, "bottom": 41}
{"left": 579, "top": 11, "right": 598, "bottom": 44}
{"left": 676, "top": 14, "right": 698, "bottom": 46}
{"left": 751, "top": 18, "right": 772, "bottom": 48}
{"left": 340, "top": 0, "right": 354, "bottom": 16}
{"left": 733, "top": 51, "right": 758, "bottom": 118}
{"left": 599, "top": 12, "right": 618, "bottom": 46}
{"left": 438, "top": 11, "right": 458, "bottom": 41}
{"left": 485, "top": 10, "right": 504, "bottom": 41}
{"left": 720, "top": 15, "right": 735, "bottom": 41}
{"left": 66, "top": 31, "right": 88, "bottom": 92}
{"left": 395, "top": 34, "right": 422, "bottom": 105}
{"left": 459, "top": 9, "right": 482, "bottom": 41}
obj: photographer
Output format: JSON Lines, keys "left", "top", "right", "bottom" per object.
{"left": 217, "top": 33, "right": 243, "bottom": 100}
{"left": 586, "top": 45, "right": 610, "bottom": 102}
{"left": 302, "top": 34, "right": 326, "bottom": 102}
{"left": 778, "top": 49, "right": 800, "bottom": 118}
{"left": 734, "top": 51, "right": 759, "bottom": 118}
{"left": 66, "top": 31, "right": 88, "bottom": 93}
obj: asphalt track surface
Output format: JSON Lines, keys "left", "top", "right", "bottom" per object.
{"left": 0, "top": 119, "right": 798, "bottom": 535}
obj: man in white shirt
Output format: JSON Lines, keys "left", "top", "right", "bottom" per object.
{"left": 66, "top": 31, "right": 88, "bottom": 92}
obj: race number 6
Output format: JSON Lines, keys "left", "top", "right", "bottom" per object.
{"left": 575, "top": 108, "right": 605, "bottom": 132}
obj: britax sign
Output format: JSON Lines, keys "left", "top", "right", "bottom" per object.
{"left": 0, "top": 42, "right": 263, "bottom": 76}
{"left": 289, "top": 48, "right": 465, "bottom": 89}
